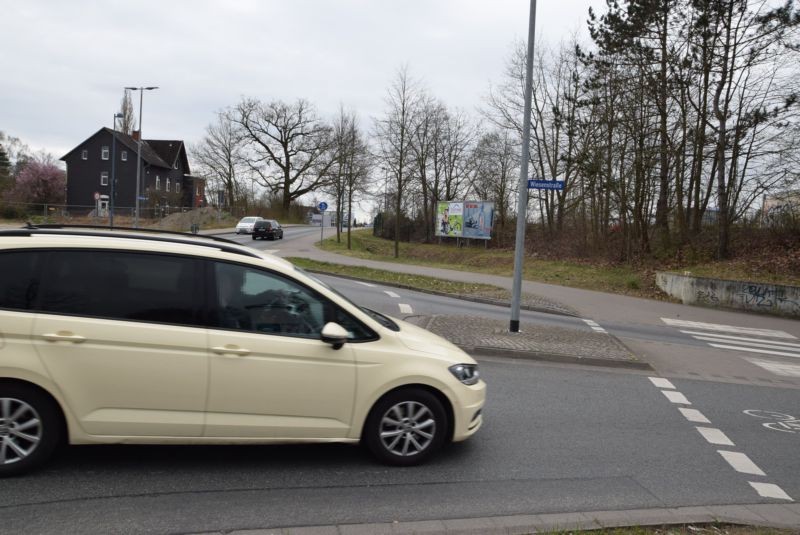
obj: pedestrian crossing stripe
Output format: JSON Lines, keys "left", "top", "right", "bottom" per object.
{"left": 747, "top": 359, "right": 800, "bottom": 377}
{"left": 661, "top": 318, "right": 796, "bottom": 339}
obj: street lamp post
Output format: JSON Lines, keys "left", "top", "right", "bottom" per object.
{"left": 510, "top": 0, "right": 537, "bottom": 333}
{"left": 124, "top": 86, "right": 159, "bottom": 228}
{"left": 110, "top": 112, "right": 123, "bottom": 229}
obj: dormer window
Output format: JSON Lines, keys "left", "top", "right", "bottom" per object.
{"left": 81, "top": 149, "right": 88, "bottom": 160}
{"left": 101, "top": 146, "right": 109, "bottom": 160}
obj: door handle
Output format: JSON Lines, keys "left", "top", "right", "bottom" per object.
{"left": 42, "top": 332, "right": 87, "bottom": 343}
{"left": 211, "top": 345, "right": 251, "bottom": 356}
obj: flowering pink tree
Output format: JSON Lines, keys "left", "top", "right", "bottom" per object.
{"left": 8, "top": 160, "right": 66, "bottom": 206}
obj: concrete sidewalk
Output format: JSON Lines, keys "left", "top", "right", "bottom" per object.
{"left": 209, "top": 502, "right": 800, "bottom": 534}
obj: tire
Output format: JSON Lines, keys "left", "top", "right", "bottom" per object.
{"left": 252, "top": 235, "right": 257, "bottom": 240}
{"left": 0, "top": 384, "right": 63, "bottom": 477}
{"left": 363, "top": 388, "right": 447, "bottom": 466}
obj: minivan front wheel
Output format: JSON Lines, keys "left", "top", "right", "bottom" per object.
{"left": 364, "top": 388, "right": 447, "bottom": 466}
{"left": 0, "top": 385, "right": 62, "bottom": 477}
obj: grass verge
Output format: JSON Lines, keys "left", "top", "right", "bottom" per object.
{"left": 287, "top": 257, "right": 511, "bottom": 300}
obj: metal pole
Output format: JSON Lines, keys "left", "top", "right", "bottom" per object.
{"left": 134, "top": 89, "right": 144, "bottom": 228}
{"left": 510, "top": 0, "right": 537, "bottom": 333}
{"left": 320, "top": 212, "right": 324, "bottom": 244}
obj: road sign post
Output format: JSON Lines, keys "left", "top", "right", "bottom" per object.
{"left": 318, "top": 202, "right": 328, "bottom": 244}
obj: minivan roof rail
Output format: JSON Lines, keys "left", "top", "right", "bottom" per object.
{"left": 0, "top": 223, "right": 262, "bottom": 259}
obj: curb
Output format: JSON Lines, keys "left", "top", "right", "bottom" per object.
{"left": 300, "top": 268, "right": 579, "bottom": 318}
{"left": 219, "top": 503, "right": 800, "bottom": 534}
{"left": 460, "top": 344, "right": 653, "bottom": 370}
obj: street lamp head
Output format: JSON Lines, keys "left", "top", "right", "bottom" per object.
{"left": 124, "top": 86, "right": 137, "bottom": 90}
{"left": 114, "top": 113, "right": 124, "bottom": 118}
{"left": 144, "top": 86, "right": 159, "bottom": 90}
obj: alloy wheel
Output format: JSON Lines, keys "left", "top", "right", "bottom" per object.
{"left": 0, "top": 398, "right": 42, "bottom": 465}
{"left": 379, "top": 401, "right": 436, "bottom": 457}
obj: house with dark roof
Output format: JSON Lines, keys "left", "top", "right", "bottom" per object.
{"left": 60, "top": 127, "right": 205, "bottom": 215}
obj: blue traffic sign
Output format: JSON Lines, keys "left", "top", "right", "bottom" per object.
{"left": 318, "top": 201, "right": 328, "bottom": 211}
{"left": 528, "top": 179, "right": 564, "bottom": 190}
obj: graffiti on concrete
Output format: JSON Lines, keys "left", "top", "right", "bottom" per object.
{"left": 737, "top": 285, "right": 778, "bottom": 308}
{"left": 695, "top": 289, "right": 720, "bottom": 304}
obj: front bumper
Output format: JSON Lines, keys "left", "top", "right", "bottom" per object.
{"left": 451, "top": 380, "right": 486, "bottom": 442}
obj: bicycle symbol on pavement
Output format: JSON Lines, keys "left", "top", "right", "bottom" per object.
{"left": 743, "top": 410, "right": 800, "bottom": 434}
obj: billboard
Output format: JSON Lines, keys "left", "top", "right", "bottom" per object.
{"left": 435, "top": 201, "right": 494, "bottom": 240}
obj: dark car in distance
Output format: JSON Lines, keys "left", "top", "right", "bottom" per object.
{"left": 253, "top": 219, "right": 284, "bottom": 240}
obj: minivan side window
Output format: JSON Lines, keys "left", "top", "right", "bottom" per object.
{"left": 212, "top": 262, "right": 375, "bottom": 341}
{"left": 39, "top": 250, "right": 203, "bottom": 326}
{"left": 0, "top": 251, "right": 41, "bottom": 311}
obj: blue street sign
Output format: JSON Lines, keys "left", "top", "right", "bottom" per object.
{"left": 318, "top": 201, "right": 328, "bottom": 211}
{"left": 528, "top": 179, "right": 564, "bottom": 190}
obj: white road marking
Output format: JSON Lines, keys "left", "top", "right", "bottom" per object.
{"left": 661, "top": 318, "right": 796, "bottom": 339}
{"left": 264, "top": 249, "right": 280, "bottom": 254}
{"left": 717, "top": 450, "right": 765, "bottom": 476}
{"left": 680, "top": 331, "right": 800, "bottom": 348}
{"left": 693, "top": 336, "right": 800, "bottom": 353}
{"left": 749, "top": 482, "right": 794, "bottom": 501}
{"left": 584, "top": 320, "right": 600, "bottom": 327}
{"left": 398, "top": 303, "right": 413, "bottom": 314}
{"left": 661, "top": 391, "right": 691, "bottom": 405}
{"left": 746, "top": 359, "right": 800, "bottom": 378}
{"left": 679, "top": 408, "right": 710, "bottom": 424}
{"left": 591, "top": 327, "right": 607, "bottom": 332}
{"left": 354, "top": 281, "right": 376, "bottom": 288}
{"left": 384, "top": 291, "right": 400, "bottom": 298}
{"left": 708, "top": 343, "right": 800, "bottom": 359}
{"left": 649, "top": 377, "right": 676, "bottom": 389}
{"left": 696, "top": 427, "right": 735, "bottom": 446}
{"left": 584, "top": 319, "right": 607, "bottom": 333}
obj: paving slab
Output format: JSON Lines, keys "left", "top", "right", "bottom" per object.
{"left": 407, "top": 314, "right": 649, "bottom": 370}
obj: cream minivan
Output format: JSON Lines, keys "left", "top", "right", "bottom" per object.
{"left": 0, "top": 226, "right": 485, "bottom": 476}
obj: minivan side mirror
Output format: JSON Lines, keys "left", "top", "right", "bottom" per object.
{"left": 321, "top": 322, "right": 349, "bottom": 350}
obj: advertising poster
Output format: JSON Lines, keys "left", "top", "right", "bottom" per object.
{"left": 435, "top": 201, "right": 463, "bottom": 237}
{"left": 462, "top": 201, "right": 494, "bottom": 240}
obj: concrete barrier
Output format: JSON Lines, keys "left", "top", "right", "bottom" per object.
{"left": 656, "top": 272, "right": 800, "bottom": 318}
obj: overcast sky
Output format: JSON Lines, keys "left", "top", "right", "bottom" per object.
{"left": 2, "top": 0, "right": 606, "bottom": 159}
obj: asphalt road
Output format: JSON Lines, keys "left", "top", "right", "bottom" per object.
{"left": 2, "top": 226, "right": 797, "bottom": 533}
{"left": 1, "top": 360, "right": 797, "bottom": 534}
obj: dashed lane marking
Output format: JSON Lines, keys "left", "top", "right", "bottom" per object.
{"left": 398, "top": 304, "right": 413, "bottom": 314}
{"left": 749, "top": 482, "right": 794, "bottom": 501}
{"left": 717, "top": 450, "right": 766, "bottom": 476}
{"left": 384, "top": 291, "right": 400, "bottom": 298}
{"left": 661, "top": 318, "right": 796, "bottom": 339}
{"left": 649, "top": 377, "right": 676, "bottom": 389}
{"left": 354, "top": 281, "right": 376, "bottom": 288}
{"left": 661, "top": 390, "right": 691, "bottom": 405}
{"left": 583, "top": 319, "right": 607, "bottom": 334}
{"left": 678, "top": 408, "right": 710, "bottom": 424}
{"left": 696, "top": 427, "right": 735, "bottom": 446}
{"left": 746, "top": 359, "right": 800, "bottom": 378}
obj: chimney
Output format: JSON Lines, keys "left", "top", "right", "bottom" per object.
{"left": 132, "top": 130, "right": 141, "bottom": 141}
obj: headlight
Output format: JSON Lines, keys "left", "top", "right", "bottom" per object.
{"left": 449, "top": 364, "right": 480, "bottom": 385}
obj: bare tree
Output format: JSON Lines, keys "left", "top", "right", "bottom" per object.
{"left": 118, "top": 89, "right": 136, "bottom": 136}
{"left": 374, "top": 66, "right": 421, "bottom": 258}
{"left": 194, "top": 111, "right": 250, "bottom": 212}
{"left": 233, "top": 98, "right": 335, "bottom": 213}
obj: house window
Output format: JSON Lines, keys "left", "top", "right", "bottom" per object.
{"left": 166, "top": 179, "right": 171, "bottom": 193}
{"left": 175, "top": 182, "right": 180, "bottom": 194}
{"left": 196, "top": 185, "right": 200, "bottom": 196}
{"left": 155, "top": 176, "right": 161, "bottom": 190}
{"left": 101, "top": 146, "right": 109, "bottom": 160}
{"left": 100, "top": 172, "right": 109, "bottom": 186}
{"left": 121, "top": 151, "right": 127, "bottom": 162}
{"left": 81, "top": 149, "right": 88, "bottom": 160}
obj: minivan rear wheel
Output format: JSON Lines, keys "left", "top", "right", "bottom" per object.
{"left": 364, "top": 388, "right": 447, "bottom": 466}
{"left": 0, "top": 385, "right": 62, "bottom": 477}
